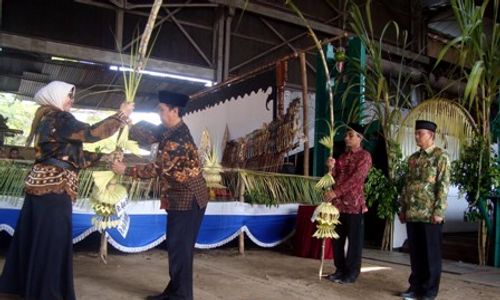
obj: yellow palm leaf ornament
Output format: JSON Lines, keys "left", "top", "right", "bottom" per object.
{"left": 312, "top": 202, "right": 340, "bottom": 239}
{"left": 312, "top": 201, "right": 340, "bottom": 280}
{"left": 90, "top": 127, "right": 140, "bottom": 234}
{"left": 199, "top": 129, "right": 225, "bottom": 199}
{"left": 311, "top": 125, "right": 341, "bottom": 279}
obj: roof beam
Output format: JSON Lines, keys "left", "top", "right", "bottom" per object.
{"left": 209, "top": 0, "right": 430, "bottom": 65}
{"left": 210, "top": 0, "right": 344, "bottom": 36}
{"left": 0, "top": 32, "right": 215, "bottom": 81}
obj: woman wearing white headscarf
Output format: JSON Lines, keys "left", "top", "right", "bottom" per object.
{"left": 0, "top": 81, "right": 134, "bottom": 300}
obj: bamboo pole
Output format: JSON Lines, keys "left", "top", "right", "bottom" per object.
{"left": 299, "top": 52, "right": 309, "bottom": 176}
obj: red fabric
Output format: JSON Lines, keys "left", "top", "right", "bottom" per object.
{"left": 332, "top": 147, "right": 372, "bottom": 214}
{"left": 293, "top": 205, "right": 333, "bottom": 259}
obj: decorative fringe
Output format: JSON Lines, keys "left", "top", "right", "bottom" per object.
{"left": 0, "top": 224, "right": 15, "bottom": 235}
{"left": 107, "top": 234, "right": 166, "bottom": 253}
{"left": 244, "top": 226, "right": 296, "bottom": 248}
{"left": 72, "top": 226, "right": 97, "bottom": 244}
{"left": 194, "top": 226, "right": 296, "bottom": 249}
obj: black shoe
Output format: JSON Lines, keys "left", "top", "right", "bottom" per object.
{"left": 145, "top": 292, "right": 169, "bottom": 300}
{"left": 337, "top": 276, "right": 356, "bottom": 284}
{"left": 325, "top": 272, "right": 343, "bottom": 282}
{"left": 399, "top": 289, "right": 418, "bottom": 299}
{"left": 421, "top": 296, "right": 436, "bottom": 300}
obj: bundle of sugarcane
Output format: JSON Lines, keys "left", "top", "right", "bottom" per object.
{"left": 312, "top": 202, "right": 340, "bottom": 280}
{"left": 89, "top": 0, "right": 162, "bottom": 263}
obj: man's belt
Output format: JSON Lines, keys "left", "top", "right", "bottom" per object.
{"left": 39, "top": 158, "right": 78, "bottom": 172}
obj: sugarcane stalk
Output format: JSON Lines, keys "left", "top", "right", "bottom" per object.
{"left": 319, "top": 238, "right": 326, "bottom": 280}
{"left": 96, "top": 0, "right": 162, "bottom": 263}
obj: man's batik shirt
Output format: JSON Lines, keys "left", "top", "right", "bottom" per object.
{"left": 400, "top": 145, "right": 451, "bottom": 223}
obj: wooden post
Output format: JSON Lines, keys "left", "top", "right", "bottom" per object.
{"left": 238, "top": 177, "right": 245, "bottom": 255}
{"left": 299, "top": 52, "right": 310, "bottom": 176}
{"left": 99, "top": 231, "right": 108, "bottom": 264}
{"left": 276, "top": 60, "right": 287, "bottom": 119}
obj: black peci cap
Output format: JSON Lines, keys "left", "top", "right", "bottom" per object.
{"left": 415, "top": 120, "right": 437, "bottom": 132}
{"left": 347, "top": 123, "right": 364, "bottom": 136}
{"left": 158, "top": 90, "right": 189, "bottom": 107}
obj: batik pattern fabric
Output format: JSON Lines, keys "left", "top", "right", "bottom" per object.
{"left": 400, "top": 146, "right": 451, "bottom": 223}
{"left": 126, "top": 121, "right": 209, "bottom": 211}
{"left": 25, "top": 109, "right": 128, "bottom": 200}
{"left": 331, "top": 148, "right": 372, "bottom": 214}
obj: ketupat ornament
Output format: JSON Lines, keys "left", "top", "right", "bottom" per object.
{"left": 312, "top": 200, "right": 340, "bottom": 279}
{"left": 312, "top": 202, "right": 340, "bottom": 239}
{"left": 90, "top": 126, "right": 140, "bottom": 232}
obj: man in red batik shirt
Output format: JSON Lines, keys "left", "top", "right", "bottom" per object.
{"left": 324, "top": 123, "right": 372, "bottom": 284}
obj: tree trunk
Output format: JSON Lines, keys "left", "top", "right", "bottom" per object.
{"left": 381, "top": 218, "right": 392, "bottom": 251}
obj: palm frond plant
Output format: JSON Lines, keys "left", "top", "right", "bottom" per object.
{"left": 347, "top": 0, "right": 423, "bottom": 250}
{"left": 239, "top": 169, "right": 322, "bottom": 206}
{"left": 434, "top": 0, "right": 500, "bottom": 265}
{"left": 90, "top": 0, "right": 163, "bottom": 263}
{"left": 398, "top": 98, "right": 478, "bottom": 160}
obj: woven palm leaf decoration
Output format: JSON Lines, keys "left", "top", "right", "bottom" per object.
{"left": 312, "top": 202, "right": 340, "bottom": 279}
{"left": 199, "top": 129, "right": 225, "bottom": 200}
{"left": 90, "top": 127, "right": 140, "bottom": 231}
{"left": 312, "top": 202, "right": 340, "bottom": 239}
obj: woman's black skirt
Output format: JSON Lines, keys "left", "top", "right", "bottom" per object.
{"left": 0, "top": 193, "right": 76, "bottom": 300}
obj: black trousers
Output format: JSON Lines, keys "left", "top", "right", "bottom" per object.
{"left": 165, "top": 199, "right": 206, "bottom": 300}
{"left": 333, "top": 213, "right": 364, "bottom": 279}
{"left": 406, "top": 222, "right": 443, "bottom": 297}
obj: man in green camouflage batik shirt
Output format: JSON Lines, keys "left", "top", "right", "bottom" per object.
{"left": 398, "top": 120, "right": 451, "bottom": 300}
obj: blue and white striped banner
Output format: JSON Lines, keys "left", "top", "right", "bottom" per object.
{"left": 0, "top": 200, "right": 299, "bottom": 253}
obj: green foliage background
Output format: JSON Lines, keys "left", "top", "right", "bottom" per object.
{"left": 0, "top": 92, "right": 117, "bottom": 152}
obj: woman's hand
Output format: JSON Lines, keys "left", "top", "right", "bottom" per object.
{"left": 120, "top": 102, "right": 135, "bottom": 117}
{"left": 112, "top": 161, "right": 126, "bottom": 175}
